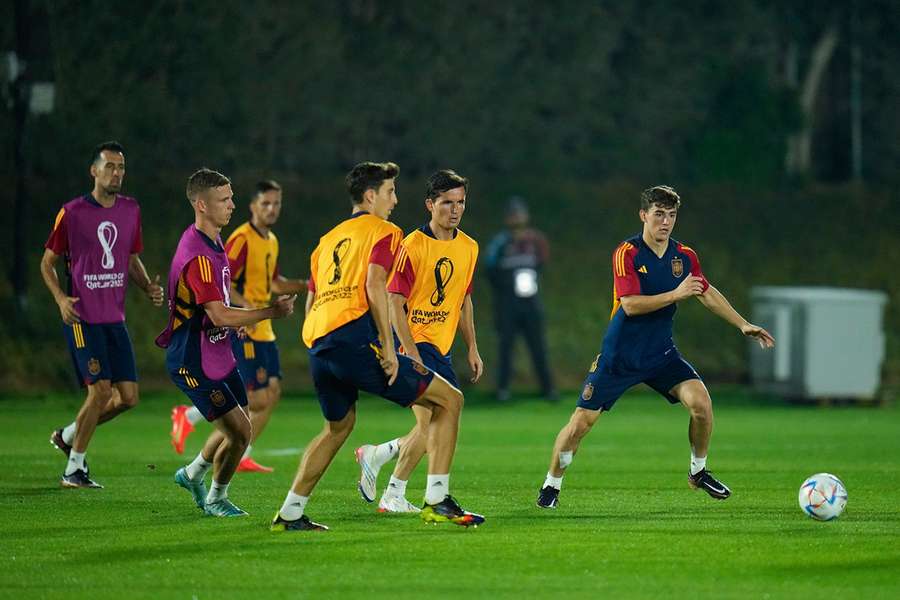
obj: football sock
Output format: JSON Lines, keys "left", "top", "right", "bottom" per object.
{"left": 690, "top": 452, "right": 707, "bottom": 476}
{"left": 62, "top": 422, "right": 77, "bottom": 446}
{"left": 424, "top": 474, "right": 449, "bottom": 505}
{"left": 185, "top": 406, "right": 204, "bottom": 425}
{"left": 373, "top": 438, "right": 400, "bottom": 469}
{"left": 65, "top": 451, "right": 86, "bottom": 476}
{"left": 279, "top": 491, "right": 308, "bottom": 521}
{"left": 384, "top": 475, "right": 408, "bottom": 499}
{"left": 206, "top": 480, "right": 229, "bottom": 504}
{"left": 543, "top": 473, "right": 563, "bottom": 490}
{"left": 242, "top": 445, "right": 253, "bottom": 460}
{"left": 185, "top": 453, "right": 212, "bottom": 481}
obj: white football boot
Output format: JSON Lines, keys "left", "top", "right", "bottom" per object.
{"left": 378, "top": 495, "right": 421, "bottom": 513}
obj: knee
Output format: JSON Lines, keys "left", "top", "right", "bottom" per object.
{"left": 569, "top": 411, "right": 598, "bottom": 439}
{"left": 233, "top": 420, "right": 252, "bottom": 448}
{"left": 118, "top": 389, "right": 139, "bottom": 409}
{"left": 88, "top": 381, "right": 113, "bottom": 404}
{"left": 327, "top": 412, "right": 356, "bottom": 442}
{"left": 684, "top": 394, "right": 712, "bottom": 419}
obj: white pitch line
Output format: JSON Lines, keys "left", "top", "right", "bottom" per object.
{"left": 259, "top": 447, "right": 304, "bottom": 456}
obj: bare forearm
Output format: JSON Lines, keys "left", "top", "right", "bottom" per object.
{"left": 207, "top": 304, "right": 279, "bottom": 328}
{"left": 272, "top": 277, "right": 307, "bottom": 295}
{"left": 458, "top": 295, "right": 478, "bottom": 351}
{"left": 40, "top": 255, "right": 67, "bottom": 303}
{"left": 128, "top": 255, "right": 152, "bottom": 292}
{"left": 390, "top": 293, "right": 419, "bottom": 358}
{"left": 699, "top": 285, "right": 748, "bottom": 329}
{"left": 619, "top": 291, "right": 677, "bottom": 316}
{"left": 366, "top": 279, "right": 394, "bottom": 348}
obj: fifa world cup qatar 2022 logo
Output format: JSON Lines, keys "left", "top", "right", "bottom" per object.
{"left": 430, "top": 257, "right": 454, "bottom": 306}
{"left": 97, "top": 221, "right": 118, "bottom": 269}
{"left": 328, "top": 238, "right": 352, "bottom": 285}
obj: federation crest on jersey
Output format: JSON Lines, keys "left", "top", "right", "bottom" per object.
{"left": 87, "top": 358, "right": 101, "bottom": 376}
{"left": 210, "top": 389, "right": 226, "bottom": 407}
{"left": 671, "top": 257, "right": 684, "bottom": 278}
{"left": 581, "top": 382, "right": 594, "bottom": 401}
{"left": 412, "top": 361, "right": 430, "bottom": 376}
{"left": 256, "top": 367, "right": 268, "bottom": 384}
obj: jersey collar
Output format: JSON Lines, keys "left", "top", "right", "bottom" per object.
{"left": 194, "top": 225, "right": 224, "bottom": 252}
{"left": 420, "top": 222, "right": 458, "bottom": 240}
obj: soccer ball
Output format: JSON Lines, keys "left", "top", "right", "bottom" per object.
{"left": 798, "top": 473, "right": 848, "bottom": 521}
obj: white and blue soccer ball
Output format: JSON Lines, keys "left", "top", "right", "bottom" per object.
{"left": 798, "top": 473, "right": 848, "bottom": 521}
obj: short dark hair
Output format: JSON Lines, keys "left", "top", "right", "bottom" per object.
{"left": 345, "top": 162, "right": 399, "bottom": 204}
{"left": 640, "top": 185, "right": 681, "bottom": 210}
{"left": 425, "top": 169, "right": 468, "bottom": 200}
{"left": 253, "top": 179, "right": 282, "bottom": 200}
{"left": 91, "top": 141, "right": 125, "bottom": 166}
{"left": 186, "top": 168, "right": 231, "bottom": 203}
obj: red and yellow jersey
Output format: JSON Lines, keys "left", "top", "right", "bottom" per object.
{"left": 226, "top": 222, "right": 279, "bottom": 341}
{"left": 388, "top": 225, "right": 478, "bottom": 355}
{"left": 302, "top": 212, "right": 402, "bottom": 348}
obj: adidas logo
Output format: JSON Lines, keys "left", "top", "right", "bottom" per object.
{"left": 638, "top": 265, "right": 648, "bottom": 274}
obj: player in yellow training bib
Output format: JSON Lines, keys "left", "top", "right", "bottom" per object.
{"left": 270, "top": 162, "right": 484, "bottom": 531}
{"left": 354, "top": 170, "right": 485, "bottom": 513}
{"left": 169, "top": 180, "right": 307, "bottom": 473}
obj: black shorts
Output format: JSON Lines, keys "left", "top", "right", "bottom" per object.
{"left": 309, "top": 342, "right": 435, "bottom": 422}
{"left": 169, "top": 366, "right": 248, "bottom": 422}
{"left": 64, "top": 321, "right": 137, "bottom": 386}
{"left": 232, "top": 338, "right": 281, "bottom": 390}
{"left": 576, "top": 350, "right": 701, "bottom": 412}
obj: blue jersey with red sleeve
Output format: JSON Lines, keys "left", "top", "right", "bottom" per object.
{"left": 600, "top": 234, "right": 708, "bottom": 371}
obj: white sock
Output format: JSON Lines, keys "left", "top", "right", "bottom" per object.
{"left": 62, "top": 422, "right": 77, "bottom": 446}
{"left": 185, "top": 406, "right": 204, "bottom": 425}
{"left": 690, "top": 451, "right": 707, "bottom": 476}
{"left": 65, "top": 451, "right": 86, "bottom": 476}
{"left": 373, "top": 438, "right": 400, "bottom": 469}
{"left": 543, "top": 472, "right": 563, "bottom": 490}
{"left": 279, "top": 491, "right": 309, "bottom": 521}
{"left": 206, "top": 480, "right": 229, "bottom": 504}
{"left": 185, "top": 453, "right": 212, "bottom": 481}
{"left": 424, "top": 474, "right": 449, "bottom": 505}
{"left": 242, "top": 445, "right": 253, "bottom": 460}
{"left": 384, "top": 475, "right": 408, "bottom": 499}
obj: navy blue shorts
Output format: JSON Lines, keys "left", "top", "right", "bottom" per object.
{"left": 310, "top": 342, "right": 435, "bottom": 422}
{"left": 169, "top": 366, "right": 248, "bottom": 422}
{"left": 63, "top": 321, "right": 138, "bottom": 386}
{"left": 576, "top": 350, "right": 701, "bottom": 412}
{"left": 232, "top": 338, "right": 281, "bottom": 390}
{"left": 416, "top": 342, "right": 459, "bottom": 389}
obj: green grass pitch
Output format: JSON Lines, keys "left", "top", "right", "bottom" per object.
{"left": 1, "top": 389, "right": 898, "bottom": 599}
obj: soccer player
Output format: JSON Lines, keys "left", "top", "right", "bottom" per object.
{"left": 41, "top": 141, "right": 164, "bottom": 489}
{"left": 156, "top": 168, "right": 295, "bottom": 517}
{"left": 535, "top": 185, "right": 775, "bottom": 509}
{"left": 169, "top": 180, "right": 306, "bottom": 473}
{"left": 354, "top": 169, "right": 483, "bottom": 513}
{"left": 271, "top": 162, "right": 484, "bottom": 531}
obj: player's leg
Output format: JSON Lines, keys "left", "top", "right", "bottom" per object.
{"left": 60, "top": 378, "right": 112, "bottom": 488}
{"left": 203, "top": 403, "right": 252, "bottom": 516}
{"left": 412, "top": 374, "right": 484, "bottom": 526}
{"left": 648, "top": 355, "right": 730, "bottom": 499}
{"left": 237, "top": 377, "right": 279, "bottom": 473}
{"left": 377, "top": 404, "right": 431, "bottom": 513}
{"left": 272, "top": 352, "right": 355, "bottom": 532}
{"left": 668, "top": 378, "right": 730, "bottom": 499}
{"left": 535, "top": 407, "right": 602, "bottom": 508}
{"left": 537, "top": 356, "right": 633, "bottom": 508}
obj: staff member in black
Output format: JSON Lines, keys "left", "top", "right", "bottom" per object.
{"left": 484, "top": 197, "right": 557, "bottom": 402}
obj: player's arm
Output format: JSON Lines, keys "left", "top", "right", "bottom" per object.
{"left": 272, "top": 274, "right": 308, "bottom": 295}
{"left": 389, "top": 292, "right": 423, "bottom": 363}
{"left": 40, "top": 248, "right": 79, "bottom": 324}
{"left": 696, "top": 284, "right": 775, "bottom": 348}
{"left": 366, "top": 263, "right": 398, "bottom": 385}
{"left": 457, "top": 294, "right": 484, "bottom": 383}
{"left": 203, "top": 297, "right": 295, "bottom": 328}
{"left": 619, "top": 276, "right": 705, "bottom": 316}
{"left": 128, "top": 254, "right": 164, "bottom": 306}
{"left": 228, "top": 285, "right": 251, "bottom": 309}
